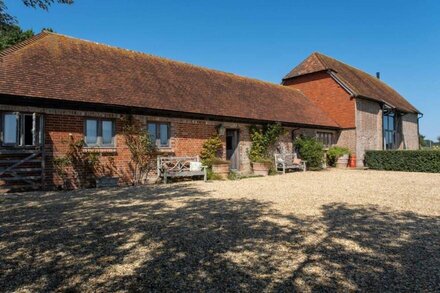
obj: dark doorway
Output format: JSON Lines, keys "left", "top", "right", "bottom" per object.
{"left": 23, "top": 115, "right": 34, "bottom": 146}
{"left": 226, "top": 129, "right": 239, "bottom": 170}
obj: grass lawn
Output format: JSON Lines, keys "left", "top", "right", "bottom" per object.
{"left": 1, "top": 169, "right": 439, "bottom": 292}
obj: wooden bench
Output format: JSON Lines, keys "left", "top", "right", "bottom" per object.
{"left": 157, "top": 156, "right": 207, "bottom": 183}
{"left": 274, "top": 153, "right": 307, "bottom": 174}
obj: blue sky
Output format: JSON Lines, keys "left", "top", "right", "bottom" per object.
{"left": 6, "top": 0, "right": 440, "bottom": 140}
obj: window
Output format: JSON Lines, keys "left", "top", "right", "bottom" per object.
{"left": 317, "top": 132, "right": 334, "bottom": 147}
{"left": 84, "top": 119, "right": 115, "bottom": 147}
{"left": 383, "top": 110, "right": 397, "bottom": 150}
{"left": 147, "top": 122, "right": 170, "bottom": 147}
{"left": 3, "top": 114, "right": 18, "bottom": 145}
{"left": 1, "top": 112, "right": 43, "bottom": 147}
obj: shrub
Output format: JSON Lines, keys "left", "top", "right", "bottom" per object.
{"left": 248, "top": 123, "right": 284, "bottom": 163}
{"left": 294, "top": 136, "right": 324, "bottom": 170}
{"left": 327, "top": 146, "right": 350, "bottom": 167}
{"left": 200, "top": 135, "right": 223, "bottom": 168}
{"left": 121, "top": 115, "right": 157, "bottom": 185}
{"left": 365, "top": 150, "right": 440, "bottom": 173}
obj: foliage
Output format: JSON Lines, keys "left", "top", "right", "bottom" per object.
{"left": 294, "top": 136, "right": 324, "bottom": 170}
{"left": 122, "top": 115, "right": 156, "bottom": 185}
{"left": 53, "top": 155, "right": 71, "bottom": 189}
{"left": 0, "top": 25, "right": 34, "bottom": 51}
{"left": 200, "top": 135, "right": 223, "bottom": 168}
{"left": 248, "top": 123, "right": 284, "bottom": 163}
{"left": 53, "top": 136, "right": 116, "bottom": 189}
{"left": 327, "top": 146, "right": 351, "bottom": 167}
{"left": 365, "top": 150, "right": 440, "bottom": 173}
{"left": 1, "top": 0, "right": 73, "bottom": 26}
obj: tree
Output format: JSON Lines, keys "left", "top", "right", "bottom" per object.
{"left": 0, "top": 24, "right": 34, "bottom": 50}
{"left": 437, "top": 136, "right": 440, "bottom": 144}
{"left": 1, "top": 0, "right": 73, "bottom": 26}
{"left": 419, "top": 134, "right": 427, "bottom": 147}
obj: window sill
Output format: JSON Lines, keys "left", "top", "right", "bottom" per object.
{"left": 83, "top": 147, "right": 117, "bottom": 154}
{"left": 156, "top": 147, "right": 174, "bottom": 154}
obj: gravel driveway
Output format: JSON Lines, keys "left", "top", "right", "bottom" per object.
{"left": 1, "top": 169, "right": 439, "bottom": 292}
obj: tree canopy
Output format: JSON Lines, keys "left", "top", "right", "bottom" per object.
{"left": 0, "top": 24, "right": 34, "bottom": 51}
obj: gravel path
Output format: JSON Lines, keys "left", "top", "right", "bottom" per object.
{"left": 1, "top": 169, "right": 439, "bottom": 292}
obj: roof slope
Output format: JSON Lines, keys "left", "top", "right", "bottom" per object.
{"left": 0, "top": 33, "right": 338, "bottom": 128}
{"left": 283, "top": 52, "right": 419, "bottom": 113}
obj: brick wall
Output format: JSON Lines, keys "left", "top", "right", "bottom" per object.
{"left": 1, "top": 105, "right": 340, "bottom": 189}
{"left": 283, "top": 72, "right": 356, "bottom": 128}
{"left": 400, "top": 113, "right": 419, "bottom": 150}
{"left": 355, "top": 98, "right": 383, "bottom": 166}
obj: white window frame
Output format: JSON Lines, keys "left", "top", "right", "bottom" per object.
{"left": 147, "top": 122, "right": 171, "bottom": 148}
{"left": 84, "top": 118, "right": 116, "bottom": 148}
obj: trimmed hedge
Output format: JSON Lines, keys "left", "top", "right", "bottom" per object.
{"left": 365, "top": 150, "right": 440, "bottom": 173}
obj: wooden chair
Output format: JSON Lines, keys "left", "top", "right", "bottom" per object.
{"left": 274, "top": 153, "right": 307, "bottom": 174}
{"left": 157, "top": 156, "right": 207, "bottom": 183}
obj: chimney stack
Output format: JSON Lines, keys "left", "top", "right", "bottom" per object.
{"left": 376, "top": 72, "right": 380, "bottom": 79}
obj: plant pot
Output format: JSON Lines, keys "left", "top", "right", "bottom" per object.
{"left": 212, "top": 162, "right": 230, "bottom": 179}
{"left": 252, "top": 162, "right": 271, "bottom": 176}
{"left": 96, "top": 176, "right": 119, "bottom": 188}
{"left": 348, "top": 155, "right": 357, "bottom": 168}
{"left": 336, "top": 154, "right": 349, "bottom": 169}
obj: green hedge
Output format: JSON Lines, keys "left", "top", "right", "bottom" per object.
{"left": 365, "top": 150, "right": 440, "bottom": 173}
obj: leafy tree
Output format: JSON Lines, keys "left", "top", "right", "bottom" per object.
{"left": 0, "top": 24, "right": 34, "bottom": 50}
{"left": 437, "top": 136, "right": 440, "bottom": 144}
{"left": 1, "top": 0, "right": 73, "bottom": 26}
{"left": 294, "top": 136, "right": 324, "bottom": 170}
{"left": 419, "top": 134, "right": 426, "bottom": 147}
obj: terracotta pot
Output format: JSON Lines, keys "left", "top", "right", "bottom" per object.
{"left": 212, "top": 163, "right": 230, "bottom": 179}
{"left": 336, "top": 154, "right": 349, "bottom": 169}
{"left": 348, "top": 155, "right": 357, "bottom": 168}
{"left": 253, "top": 162, "right": 271, "bottom": 176}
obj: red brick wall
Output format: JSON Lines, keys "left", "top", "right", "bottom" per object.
{"left": 44, "top": 114, "right": 133, "bottom": 189}
{"left": 283, "top": 72, "right": 356, "bottom": 129}
{"left": 172, "top": 121, "right": 219, "bottom": 157}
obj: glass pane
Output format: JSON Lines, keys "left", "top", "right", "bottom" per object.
{"left": 102, "top": 120, "right": 113, "bottom": 145}
{"left": 160, "top": 124, "right": 169, "bottom": 146}
{"left": 85, "top": 119, "right": 98, "bottom": 145}
{"left": 148, "top": 123, "right": 156, "bottom": 142}
{"left": 4, "top": 114, "right": 17, "bottom": 144}
{"left": 24, "top": 115, "right": 33, "bottom": 146}
{"left": 389, "top": 116, "right": 394, "bottom": 131}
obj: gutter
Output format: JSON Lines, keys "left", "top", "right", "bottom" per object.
{"left": 417, "top": 113, "right": 424, "bottom": 149}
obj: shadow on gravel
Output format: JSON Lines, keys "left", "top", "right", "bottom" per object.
{"left": 1, "top": 187, "right": 439, "bottom": 292}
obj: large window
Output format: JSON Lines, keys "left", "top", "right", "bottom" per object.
{"left": 1, "top": 112, "right": 43, "bottom": 147}
{"left": 84, "top": 119, "right": 115, "bottom": 147}
{"left": 317, "top": 131, "right": 334, "bottom": 147}
{"left": 147, "top": 122, "right": 170, "bottom": 148}
{"left": 383, "top": 110, "right": 397, "bottom": 149}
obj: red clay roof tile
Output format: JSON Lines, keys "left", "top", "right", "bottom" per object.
{"left": 0, "top": 33, "right": 339, "bottom": 128}
{"left": 283, "top": 52, "right": 419, "bottom": 113}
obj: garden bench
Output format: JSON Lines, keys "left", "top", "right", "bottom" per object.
{"left": 157, "top": 156, "right": 207, "bottom": 183}
{"left": 274, "top": 153, "right": 306, "bottom": 174}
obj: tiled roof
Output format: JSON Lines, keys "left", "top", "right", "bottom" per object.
{"left": 283, "top": 52, "right": 419, "bottom": 113}
{"left": 0, "top": 32, "right": 339, "bottom": 128}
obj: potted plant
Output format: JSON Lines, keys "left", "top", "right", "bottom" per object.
{"left": 211, "top": 158, "right": 230, "bottom": 179}
{"left": 248, "top": 124, "right": 284, "bottom": 176}
{"left": 252, "top": 158, "right": 272, "bottom": 176}
{"left": 327, "top": 146, "right": 351, "bottom": 169}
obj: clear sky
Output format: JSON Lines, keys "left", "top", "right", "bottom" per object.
{"left": 6, "top": 0, "right": 440, "bottom": 140}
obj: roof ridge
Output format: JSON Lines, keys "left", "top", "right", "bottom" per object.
{"left": 312, "top": 52, "right": 330, "bottom": 70}
{"left": 0, "top": 32, "right": 50, "bottom": 59}
{"left": 39, "top": 32, "right": 297, "bottom": 91}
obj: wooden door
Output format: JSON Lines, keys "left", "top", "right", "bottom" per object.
{"left": 226, "top": 129, "right": 239, "bottom": 170}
